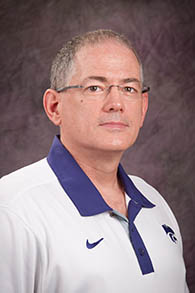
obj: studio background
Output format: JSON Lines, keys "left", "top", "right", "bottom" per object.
{"left": 0, "top": 0, "right": 195, "bottom": 291}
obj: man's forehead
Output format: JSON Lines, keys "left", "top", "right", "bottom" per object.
{"left": 70, "top": 40, "right": 142, "bottom": 83}
{"left": 82, "top": 76, "right": 142, "bottom": 85}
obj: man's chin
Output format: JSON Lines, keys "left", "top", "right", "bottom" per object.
{"left": 95, "top": 141, "right": 131, "bottom": 153}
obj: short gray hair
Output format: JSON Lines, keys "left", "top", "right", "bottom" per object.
{"left": 50, "top": 29, "right": 144, "bottom": 90}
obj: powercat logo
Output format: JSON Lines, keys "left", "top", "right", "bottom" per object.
{"left": 162, "top": 224, "right": 177, "bottom": 243}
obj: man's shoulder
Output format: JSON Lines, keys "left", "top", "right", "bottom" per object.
{"left": 0, "top": 158, "right": 56, "bottom": 205}
{"left": 129, "top": 175, "right": 167, "bottom": 207}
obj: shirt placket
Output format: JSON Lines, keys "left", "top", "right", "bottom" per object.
{"left": 128, "top": 200, "right": 154, "bottom": 275}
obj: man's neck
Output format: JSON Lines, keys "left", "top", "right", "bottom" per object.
{"left": 62, "top": 141, "right": 127, "bottom": 216}
{"left": 75, "top": 151, "right": 127, "bottom": 216}
{"left": 69, "top": 146, "right": 122, "bottom": 186}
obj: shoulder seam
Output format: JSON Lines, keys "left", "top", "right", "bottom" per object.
{"left": 1, "top": 176, "right": 58, "bottom": 206}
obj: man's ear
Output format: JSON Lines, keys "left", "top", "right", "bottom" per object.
{"left": 43, "top": 89, "right": 62, "bottom": 126}
{"left": 140, "top": 92, "right": 149, "bottom": 127}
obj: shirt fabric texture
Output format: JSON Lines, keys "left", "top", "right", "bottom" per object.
{"left": 0, "top": 136, "right": 189, "bottom": 293}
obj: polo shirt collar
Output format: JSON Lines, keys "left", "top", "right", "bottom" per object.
{"left": 47, "top": 136, "right": 155, "bottom": 216}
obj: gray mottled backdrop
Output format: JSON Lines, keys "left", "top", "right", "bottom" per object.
{"left": 0, "top": 0, "right": 195, "bottom": 291}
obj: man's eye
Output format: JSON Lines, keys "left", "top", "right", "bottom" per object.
{"left": 86, "top": 85, "right": 102, "bottom": 92}
{"left": 124, "top": 86, "right": 136, "bottom": 93}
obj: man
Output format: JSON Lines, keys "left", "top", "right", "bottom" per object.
{"left": 0, "top": 30, "right": 189, "bottom": 292}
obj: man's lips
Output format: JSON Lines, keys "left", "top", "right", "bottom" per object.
{"left": 99, "top": 121, "right": 129, "bottom": 128}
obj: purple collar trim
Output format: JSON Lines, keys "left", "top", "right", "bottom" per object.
{"left": 47, "top": 136, "right": 155, "bottom": 216}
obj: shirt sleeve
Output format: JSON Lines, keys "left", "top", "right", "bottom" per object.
{"left": 0, "top": 208, "right": 44, "bottom": 293}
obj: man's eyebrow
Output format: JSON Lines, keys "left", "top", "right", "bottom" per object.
{"left": 83, "top": 76, "right": 108, "bottom": 83}
{"left": 121, "top": 78, "right": 141, "bottom": 84}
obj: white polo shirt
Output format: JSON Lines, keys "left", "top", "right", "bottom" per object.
{"left": 0, "top": 136, "right": 189, "bottom": 292}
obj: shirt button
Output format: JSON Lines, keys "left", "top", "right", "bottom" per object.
{"left": 138, "top": 248, "right": 145, "bottom": 256}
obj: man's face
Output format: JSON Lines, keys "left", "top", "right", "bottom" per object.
{"left": 58, "top": 41, "right": 148, "bottom": 155}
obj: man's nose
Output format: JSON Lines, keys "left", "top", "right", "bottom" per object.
{"left": 102, "top": 85, "right": 125, "bottom": 113}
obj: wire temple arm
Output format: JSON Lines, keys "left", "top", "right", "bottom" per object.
{"left": 56, "top": 85, "right": 83, "bottom": 93}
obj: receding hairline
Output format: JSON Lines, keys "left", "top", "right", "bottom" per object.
{"left": 74, "top": 37, "right": 140, "bottom": 59}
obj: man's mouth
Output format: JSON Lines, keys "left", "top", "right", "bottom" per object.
{"left": 99, "top": 121, "right": 129, "bottom": 129}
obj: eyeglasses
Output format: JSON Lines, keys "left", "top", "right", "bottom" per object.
{"left": 56, "top": 84, "right": 150, "bottom": 99}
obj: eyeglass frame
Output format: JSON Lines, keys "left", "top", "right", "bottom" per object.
{"left": 55, "top": 84, "right": 150, "bottom": 94}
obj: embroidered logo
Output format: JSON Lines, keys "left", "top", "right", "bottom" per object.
{"left": 162, "top": 224, "right": 177, "bottom": 243}
{"left": 86, "top": 237, "right": 104, "bottom": 249}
